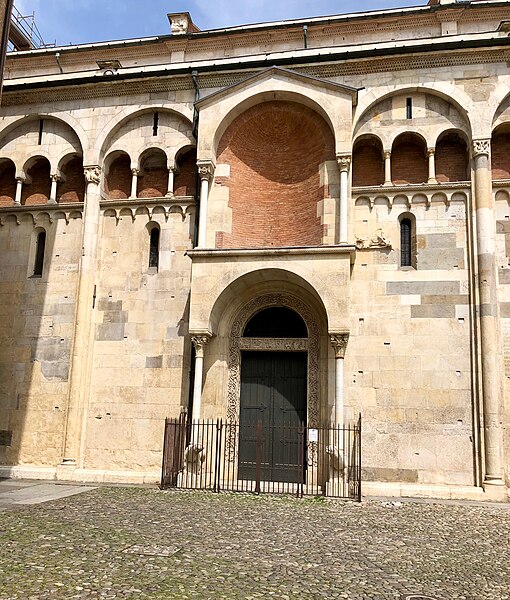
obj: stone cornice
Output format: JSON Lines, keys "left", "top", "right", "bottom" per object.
{"left": 187, "top": 245, "right": 356, "bottom": 259}
{"left": 0, "top": 203, "right": 83, "bottom": 225}
{"left": 101, "top": 196, "right": 194, "bottom": 222}
{"left": 3, "top": 44, "right": 510, "bottom": 107}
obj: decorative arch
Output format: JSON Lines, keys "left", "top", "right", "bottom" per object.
{"left": 354, "top": 84, "right": 474, "bottom": 137}
{"left": 227, "top": 293, "right": 321, "bottom": 427}
{"left": 97, "top": 106, "right": 193, "bottom": 163}
{"left": 0, "top": 114, "right": 87, "bottom": 157}
{"left": 391, "top": 132, "right": 428, "bottom": 185}
{"left": 352, "top": 134, "right": 384, "bottom": 187}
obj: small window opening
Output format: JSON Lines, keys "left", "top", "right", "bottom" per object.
{"left": 406, "top": 98, "right": 413, "bottom": 120}
{"left": 152, "top": 112, "right": 159, "bottom": 136}
{"left": 149, "top": 227, "right": 160, "bottom": 269}
{"left": 400, "top": 218, "right": 412, "bottom": 267}
{"left": 33, "top": 230, "right": 46, "bottom": 277}
{"left": 38, "top": 120, "right": 44, "bottom": 145}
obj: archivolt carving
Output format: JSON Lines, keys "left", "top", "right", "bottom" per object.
{"left": 227, "top": 293, "right": 321, "bottom": 428}
{"left": 239, "top": 338, "right": 308, "bottom": 352}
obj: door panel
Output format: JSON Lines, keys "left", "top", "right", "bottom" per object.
{"left": 239, "top": 351, "right": 307, "bottom": 482}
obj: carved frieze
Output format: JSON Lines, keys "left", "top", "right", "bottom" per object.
{"left": 227, "top": 293, "right": 320, "bottom": 430}
{"left": 239, "top": 338, "right": 308, "bottom": 352}
{"left": 355, "top": 228, "right": 392, "bottom": 250}
{"left": 337, "top": 154, "right": 352, "bottom": 172}
{"left": 330, "top": 333, "right": 349, "bottom": 359}
{"left": 84, "top": 166, "right": 102, "bottom": 185}
{"left": 192, "top": 334, "right": 211, "bottom": 358}
{"left": 197, "top": 161, "right": 215, "bottom": 182}
{"left": 472, "top": 139, "right": 490, "bottom": 158}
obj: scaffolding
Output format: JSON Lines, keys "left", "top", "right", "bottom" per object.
{"left": 8, "top": 4, "right": 52, "bottom": 51}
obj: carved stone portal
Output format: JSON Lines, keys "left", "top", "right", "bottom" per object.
{"left": 227, "top": 293, "right": 321, "bottom": 428}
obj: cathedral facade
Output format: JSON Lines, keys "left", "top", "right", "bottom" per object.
{"left": 0, "top": 0, "right": 509, "bottom": 500}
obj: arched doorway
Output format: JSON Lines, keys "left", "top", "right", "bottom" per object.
{"left": 239, "top": 307, "right": 308, "bottom": 482}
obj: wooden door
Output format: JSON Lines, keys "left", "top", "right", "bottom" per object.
{"left": 238, "top": 351, "right": 307, "bottom": 483}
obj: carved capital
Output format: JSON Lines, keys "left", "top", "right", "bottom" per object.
{"left": 192, "top": 334, "right": 211, "bottom": 358}
{"left": 472, "top": 139, "right": 490, "bottom": 158}
{"left": 84, "top": 166, "right": 102, "bottom": 185}
{"left": 383, "top": 150, "right": 391, "bottom": 160}
{"left": 330, "top": 333, "right": 349, "bottom": 359}
{"left": 131, "top": 168, "right": 141, "bottom": 177}
{"left": 50, "top": 174, "right": 61, "bottom": 183}
{"left": 337, "top": 154, "right": 352, "bottom": 172}
{"left": 15, "top": 176, "right": 25, "bottom": 184}
{"left": 427, "top": 148, "right": 435, "bottom": 157}
{"left": 197, "top": 160, "right": 215, "bottom": 182}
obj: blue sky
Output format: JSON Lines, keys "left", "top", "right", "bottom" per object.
{"left": 14, "top": 0, "right": 428, "bottom": 47}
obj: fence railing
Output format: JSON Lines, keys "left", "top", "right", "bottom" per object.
{"left": 161, "top": 415, "right": 361, "bottom": 500}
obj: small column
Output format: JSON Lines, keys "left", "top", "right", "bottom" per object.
{"left": 197, "top": 160, "right": 215, "bottom": 248}
{"left": 14, "top": 177, "right": 24, "bottom": 205}
{"left": 472, "top": 139, "right": 505, "bottom": 493}
{"left": 49, "top": 174, "right": 61, "bottom": 204}
{"left": 427, "top": 148, "right": 437, "bottom": 184}
{"left": 61, "top": 166, "right": 102, "bottom": 469}
{"left": 166, "top": 166, "right": 176, "bottom": 197}
{"left": 130, "top": 168, "right": 140, "bottom": 199}
{"left": 337, "top": 154, "right": 351, "bottom": 244}
{"left": 330, "top": 333, "right": 349, "bottom": 426}
{"left": 384, "top": 150, "right": 392, "bottom": 186}
{"left": 191, "top": 334, "right": 211, "bottom": 421}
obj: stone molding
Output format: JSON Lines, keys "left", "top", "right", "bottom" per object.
{"left": 187, "top": 245, "right": 356, "bottom": 259}
{"left": 191, "top": 334, "right": 212, "bottom": 358}
{"left": 330, "top": 332, "right": 349, "bottom": 359}
{"left": 472, "top": 139, "right": 490, "bottom": 158}
{"left": 84, "top": 166, "right": 101, "bottom": 185}
{"left": 101, "top": 197, "right": 194, "bottom": 223}
{"left": 227, "top": 293, "right": 321, "bottom": 428}
{"left": 0, "top": 205, "right": 83, "bottom": 226}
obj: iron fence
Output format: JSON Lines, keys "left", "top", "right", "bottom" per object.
{"left": 161, "top": 415, "right": 361, "bottom": 500}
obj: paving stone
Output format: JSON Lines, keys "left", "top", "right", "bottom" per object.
{"left": 0, "top": 487, "right": 509, "bottom": 599}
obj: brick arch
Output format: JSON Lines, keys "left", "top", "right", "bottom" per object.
{"left": 137, "top": 148, "right": 167, "bottom": 198}
{"left": 352, "top": 135, "right": 384, "bottom": 187}
{"left": 492, "top": 123, "right": 510, "bottom": 180}
{"left": 104, "top": 151, "right": 131, "bottom": 200}
{"left": 435, "top": 130, "right": 469, "bottom": 183}
{"left": 174, "top": 146, "right": 197, "bottom": 197}
{"left": 0, "top": 158, "right": 16, "bottom": 207}
{"left": 216, "top": 101, "right": 335, "bottom": 249}
{"left": 391, "top": 132, "right": 428, "bottom": 185}
{"left": 57, "top": 155, "right": 85, "bottom": 203}
{"left": 22, "top": 156, "right": 51, "bottom": 205}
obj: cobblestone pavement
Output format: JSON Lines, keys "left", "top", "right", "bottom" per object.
{"left": 0, "top": 487, "right": 509, "bottom": 600}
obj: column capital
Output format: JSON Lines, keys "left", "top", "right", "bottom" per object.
{"left": 197, "top": 160, "right": 215, "bottom": 182}
{"left": 472, "top": 139, "right": 490, "bottom": 158}
{"left": 192, "top": 333, "right": 212, "bottom": 358}
{"left": 51, "top": 173, "right": 62, "bottom": 183}
{"left": 330, "top": 332, "right": 350, "bottom": 359}
{"left": 131, "top": 168, "right": 141, "bottom": 176}
{"left": 427, "top": 147, "right": 435, "bottom": 157}
{"left": 15, "top": 175, "right": 25, "bottom": 183}
{"left": 383, "top": 150, "right": 391, "bottom": 159}
{"left": 84, "top": 165, "right": 102, "bottom": 185}
{"left": 336, "top": 154, "right": 352, "bottom": 172}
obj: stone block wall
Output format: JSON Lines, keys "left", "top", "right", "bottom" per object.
{"left": 348, "top": 197, "right": 473, "bottom": 485}
{"left": 83, "top": 207, "right": 193, "bottom": 472}
{"left": 0, "top": 211, "right": 82, "bottom": 467}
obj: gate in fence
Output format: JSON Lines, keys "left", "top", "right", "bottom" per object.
{"left": 161, "top": 414, "right": 361, "bottom": 500}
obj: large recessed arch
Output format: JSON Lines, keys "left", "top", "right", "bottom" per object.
{"left": 196, "top": 67, "right": 357, "bottom": 161}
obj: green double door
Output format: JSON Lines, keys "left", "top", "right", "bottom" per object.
{"left": 238, "top": 351, "right": 307, "bottom": 483}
